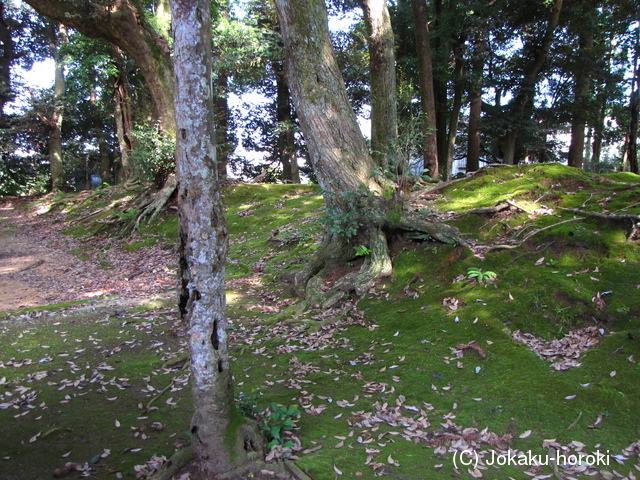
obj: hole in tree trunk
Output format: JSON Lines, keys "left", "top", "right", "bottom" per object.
{"left": 217, "top": 359, "right": 223, "bottom": 372}
{"left": 211, "top": 319, "right": 219, "bottom": 350}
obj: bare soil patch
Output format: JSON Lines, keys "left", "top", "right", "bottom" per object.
{"left": 0, "top": 198, "right": 177, "bottom": 312}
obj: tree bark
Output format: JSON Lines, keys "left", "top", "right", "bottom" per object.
{"left": 171, "top": 0, "right": 261, "bottom": 474}
{"left": 411, "top": 0, "right": 439, "bottom": 179}
{"left": 432, "top": 0, "right": 448, "bottom": 177}
{"left": 23, "top": 0, "right": 175, "bottom": 132}
{"left": 629, "top": 89, "right": 639, "bottom": 174}
{"left": 359, "top": 0, "right": 397, "bottom": 171}
{"left": 628, "top": 43, "right": 639, "bottom": 174}
{"left": 274, "top": 0, "right": 384, "bottom": 196}
{"left": 48, "top": 23, "right": 67, "bottom": 191}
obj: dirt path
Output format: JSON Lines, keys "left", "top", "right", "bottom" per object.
{"left": 0, "top": 198, "right": 177, "bottom": 312}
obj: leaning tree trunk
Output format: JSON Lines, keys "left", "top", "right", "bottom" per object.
{"left": 24, "top": 0, "right": 175, "bottom": 133}
{"left": 171, "top": 0, "right": 262, "bottom": 475}
{"left": 275, "top": 0, "right": 465, "bottom": 308}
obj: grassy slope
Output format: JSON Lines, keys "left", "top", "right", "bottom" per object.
{"left": 1, "top": 164, "right": 639, "bottom": 480}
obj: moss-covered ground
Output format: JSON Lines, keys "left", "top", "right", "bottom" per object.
{"left": 1, "top": 164, "right": 639, "bottom": 480}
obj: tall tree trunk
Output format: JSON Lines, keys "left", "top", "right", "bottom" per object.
{"left": 629, "top": 89, "right": 639, "bottom": 174}
{"left": 444, "top": 37, "right": 465, "bottom": 180}
{"left": 89, "top": 82, "right": 111, "bottom": 183}
{"left": 502, "top": 0, "right": 563, "bottom": 165}
{"left": 275, "top": 0, "right": 384, "bottom": 195}
{"left": 467, "top": 25, "right": 487, "bottom": 173}
{"left": 431, "top": 0, "right": 448, "bottom": 176}
{"left": 48, "top": 23, "right": 67, "bottom": 191}
{"left": 275, "top": 60, "right": 300, "bottom": 183}
{"left": 171, "top": 0, "right": 261, "bottom": 475}
{"left": 24, "top": 0, "right": 175, "bottom": 132}
{"left": 0, "top": 1, "right": 17, "bottom": 117}
{"left": 567, "top": 27, "right": 594, "bottom": 169}
{"left": 215, "top": 71, "right": 229, "bottom": 180}
{"left": 411, "top": 0, "right": 439, "bottom": 179}
{"left": 112, "top": 46, "right": 135, "bottom": 183}
{"left": 359, "top": 0, "right": 397, "bottom": 171}
{"left": 628, "top": 40, "right": 639, "bottom": 174}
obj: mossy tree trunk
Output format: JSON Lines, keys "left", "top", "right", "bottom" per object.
{"left": 171, "top": 0, "right": 261, "bottom": 475}
{"left": 275, "top": 0, "right": 464, "bottom": 307}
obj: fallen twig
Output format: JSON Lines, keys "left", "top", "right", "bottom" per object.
{"left": 145, "top": 361, "right": 189, "bottom": 413}
{"left": 566, "top": 411, "right": 582, "bottom": 430}
{"left": 17, "top": 259, "right": 45, "bottom": 273}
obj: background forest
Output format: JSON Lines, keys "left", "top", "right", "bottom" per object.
{"left": 0, "top": 0, "right": 638, "bottom": 196}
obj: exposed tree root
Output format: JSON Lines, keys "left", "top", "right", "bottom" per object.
{"left": 293, "top": 208, "right": 467, "bottom": 309}
{"left": 135, "top": 173, "right": 178, "bottom": 229}
{"left": 559, "top": 207, "right": 640, "bottom": 222}
{"left": 479, "top": 218, "right": 583, "bottom": 253}
{"left": 149, "top": 445, "right": 193, "bottom": 480}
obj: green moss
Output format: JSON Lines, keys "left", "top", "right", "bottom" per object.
{"left": 3, "top": 167, "right": 639, "bottom": 480}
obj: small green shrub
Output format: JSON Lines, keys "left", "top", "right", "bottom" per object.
{"left": 235, "top": 389, "right": 263, "bottom": 420}
{"left": 261, "top": 402, "right": 301, "bottom": 450}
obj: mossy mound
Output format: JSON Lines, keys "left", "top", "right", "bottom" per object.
{"left": 1, "top": 164, "right": 639, "bottom": 480}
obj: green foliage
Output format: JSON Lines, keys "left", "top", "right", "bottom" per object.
{"left": 320, "top": 189, "right": 381, "bottom": 239}
{"left": 115, "top": 207, "right": 137, "bottom": 222}
{"left": 261, "top": 402, "right": 301, "bottom": 450}
{"left": 235, "top": 389, "right": 263, "bottom": 420}
{"left": 0, "top": 153, "right": 50, "bottom": 196}
{"left": 354, "top": 245, "right": 373, "bottom": 257}
{"left": 130, "top": 122, "right": 175, "bottom": 185}
{"left": 466, "top": 267, "right": 497, "bottom": 286}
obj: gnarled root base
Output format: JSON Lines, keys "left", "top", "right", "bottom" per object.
{"left": 294, "top": 211, "right": 467, "bottom": 309}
